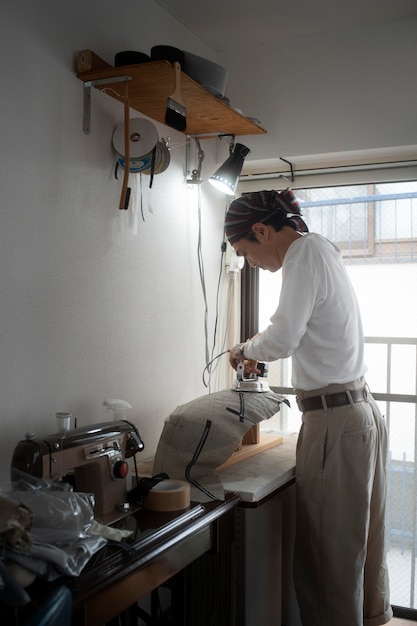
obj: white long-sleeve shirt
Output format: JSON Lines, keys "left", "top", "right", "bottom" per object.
{"left": 243, "top": 233, "right": 367, "bottom": 390}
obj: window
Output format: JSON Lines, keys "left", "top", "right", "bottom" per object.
{"left": 241, "top": 178, "right": 417, "bottom": 614}
{"left": 298, "top": 182, "right": 417, "bottom": 261}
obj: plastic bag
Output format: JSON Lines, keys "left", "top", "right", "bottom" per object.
{"left": 6, "top": 480, "right": 94, "bottom": 545}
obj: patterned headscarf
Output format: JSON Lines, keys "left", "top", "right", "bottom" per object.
{"left": 224, "top": 188, "right": 308, "bottom": 244}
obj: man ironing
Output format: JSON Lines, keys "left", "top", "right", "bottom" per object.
{"left": 227, "top": 189, "right": 392, "bottom": 626}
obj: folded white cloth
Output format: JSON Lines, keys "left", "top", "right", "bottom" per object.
{"left": 90, "top": 519, "right": 133, "bottom": 542}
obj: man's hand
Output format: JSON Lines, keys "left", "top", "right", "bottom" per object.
{"left": 229, "top": 343, "right": 259, "bottom": 374}
{"left": 229, "top": 344, "right": 246, "bottom": 370}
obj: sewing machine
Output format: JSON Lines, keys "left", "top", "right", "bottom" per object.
{"left": 11, "top": 420, "right": 145, "bottom": 524}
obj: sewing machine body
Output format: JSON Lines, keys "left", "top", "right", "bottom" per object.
{"left": 11, "top": 420, "right": 144, "bottom": 524}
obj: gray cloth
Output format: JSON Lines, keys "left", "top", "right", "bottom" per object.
{"left": 3, "top": 535, "right": 107, "bottom": 581}
{"left": 153, "top": 388, "right": 287, "bottom": 501}
{"left": 0, "top": 494, "right": 32, "bottom": 553}
{"left": 1, "top": 486, "right": 107, "bottom": 584}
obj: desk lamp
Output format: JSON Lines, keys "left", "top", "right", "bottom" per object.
{"left": 209, "top": 142, "right": 251, "bottom": 195}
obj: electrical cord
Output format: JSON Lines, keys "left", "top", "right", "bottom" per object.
{"left": 206, "top": 244, "right": 226, "bottom": 390}
{"left": 202, "top": 349, "right": 230, "bottom": 388}
{"left": 185, "top": 419, "right": 219, "bottom": 501}
{"left": 205, "top": 201, "right": 232, "bottom": 390}
{"left": 199, "top": 195, "right": 233, "bottom": 391}
{"left": 196, "top": 185, "right": 210, "bottom": 369}
{"left": 205, "top": 273, "right": 235, "bottom": 390}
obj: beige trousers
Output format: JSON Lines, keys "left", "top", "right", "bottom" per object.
{"left": 293, "top": 378, "right": 393, "bottom": 626}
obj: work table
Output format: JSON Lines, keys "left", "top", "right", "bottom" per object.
{"left": 220, "top": 431, "right": 297, "bottom": 505}
{"left": 137, "top": 430, "right": 298, "bottom": 505}
{"left": 72, "top": 494, "right": 238, "bottom": 624}
{"left": 1, "top": 494, "right": 238, "bottom": 625}
{"left": 1, "top": 433, "right": 297, "bottom": 625}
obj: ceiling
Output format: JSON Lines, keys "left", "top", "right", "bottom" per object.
{"left": 155, "top": 0, "right": 417, "bottom": 53}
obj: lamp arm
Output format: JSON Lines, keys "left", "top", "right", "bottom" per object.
{"left": 195, "top": 137, "right": 205, "bottom": 178}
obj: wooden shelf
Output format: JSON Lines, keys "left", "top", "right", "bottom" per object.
{"left": 215, "top": 432, "right": 284, "bottom": 472}
{"left": 77, "top": 51, "right": 267, "bottom": 138}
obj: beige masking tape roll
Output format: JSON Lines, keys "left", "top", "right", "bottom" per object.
{"left": 144, "top": 480, "right": 190, "bottom": 512}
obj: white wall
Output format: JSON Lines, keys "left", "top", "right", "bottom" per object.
{"left": 218, "top": 19, "right": 417, "bottom": 165}
{"left": 0, "top": 0, "right": 232, "bottom": 480}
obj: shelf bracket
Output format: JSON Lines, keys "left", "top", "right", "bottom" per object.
{"left": 279, "top": 157, "right": 295, "bottom": 183}
{"left": 83, "top": 84, "right": 92, "bottom": 135}
{"left": 82, "top": 75, "right": 132, "bottom": 135}
{"left": 186, "top": 135, "right": 205, "bottom": 184}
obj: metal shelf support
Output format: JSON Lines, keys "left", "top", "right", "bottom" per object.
{"left": 82, "top": 76, "right": 132, "bottom": 135}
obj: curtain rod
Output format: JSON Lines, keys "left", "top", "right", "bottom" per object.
{"left": 240, "top": 159, "right": 417, "bottom": 181}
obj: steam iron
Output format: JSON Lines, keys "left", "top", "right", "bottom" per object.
{"left": 232, "top": 361, "right": 270, "bottom": 393}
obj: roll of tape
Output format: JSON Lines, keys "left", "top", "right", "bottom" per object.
{"left": 144, "top": 480, "right": 190, "bottom": 512}
{"left": 112, "top": 118, "right": 159, "bottom": 159}
{"left": 143, "top": 141, "right": 171, "bottom": 176}
{"left": 117, "top": 154, "right": 154, "bottom": 173}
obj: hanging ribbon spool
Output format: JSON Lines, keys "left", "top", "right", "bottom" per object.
{"left": 143, "top": 140, "right": 170, "bottom": 176}
{"left": 113, "top": 117, "right": 159, "bottom": 163}
{"left": 116, "top": 141, "right": 170, "bottom": 175}
{"left": 112, "top": 118, "right": 171, "bottom": 193}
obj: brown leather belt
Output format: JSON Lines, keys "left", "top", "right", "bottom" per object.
{"left": 296, "top": 388, "right": 367, "bottom": 412}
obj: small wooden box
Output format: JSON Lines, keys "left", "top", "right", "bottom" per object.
{"left": 76, "top": 49, "right": 112, "bottom": 73}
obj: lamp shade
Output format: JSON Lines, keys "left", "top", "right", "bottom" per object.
{"left": 209, "top": 143, "right": 251, "bottom": 195}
